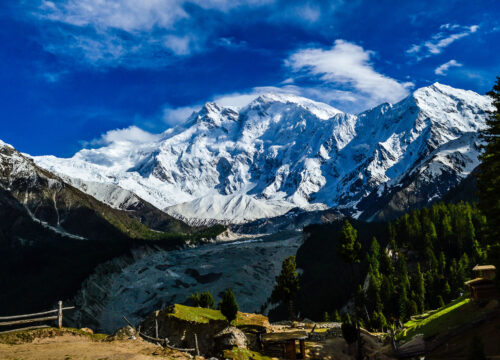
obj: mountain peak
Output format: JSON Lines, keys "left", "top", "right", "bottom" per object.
{"left": 0, "top": 140, "right": 13, "bottom": 149}
{"left": 33, "top": 84, "right": 491, "bottom": 224}
{"left": 249, "top": 92, "right": 343, "bottom": 119}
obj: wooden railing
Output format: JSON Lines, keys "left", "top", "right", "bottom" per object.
{"left": 0, "top": 301, "right": 75, "bottom": 334}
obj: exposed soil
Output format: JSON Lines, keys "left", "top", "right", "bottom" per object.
{"left": 0, "top": 329, "right": 193, "bottom": 360}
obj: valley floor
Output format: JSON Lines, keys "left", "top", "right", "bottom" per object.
{"left": 0, "top": 329, "right": 190, "bottom": 360}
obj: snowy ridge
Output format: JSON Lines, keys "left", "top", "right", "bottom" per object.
{"left": 33, "top": 83, "right": 492, "bottom": 224}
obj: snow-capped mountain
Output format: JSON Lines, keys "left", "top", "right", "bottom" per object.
{"left": 34, "top": 83, "right": 492, "bottom": 224}
{"left": 0, "top": 140, "right": 191, "bottom": 239}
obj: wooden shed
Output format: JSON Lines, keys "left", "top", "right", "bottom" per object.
{"left": 465, "top": 265, "right": 497, "bottom": 301}
{"left": 261, "top": 331, "right": 308, "bottom": 360}
{"left": 472, "top": 265, "right": 496, "bottom": 280}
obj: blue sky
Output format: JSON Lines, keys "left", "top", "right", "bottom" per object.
{"left": 1, "top": 0, "right": 499, "bottom": 156}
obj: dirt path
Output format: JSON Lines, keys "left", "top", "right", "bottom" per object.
{"left": 0, "top": 333, "right": 192, "bottom": 360}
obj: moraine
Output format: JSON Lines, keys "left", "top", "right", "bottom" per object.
{"left": 68, "top": 231, "right": 302, "bottom": 333}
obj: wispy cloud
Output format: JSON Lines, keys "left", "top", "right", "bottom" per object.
{"left": 31, "top": 0, "right": 276, "bottom": 67}
{"left": 286, "top": 40, "right": 413, "bottom": 109}
{"left": 162, "top": 105, "right": 200, "bottom": 126}
{"left": 85, "top": 125, "right": 161, "bottom": 147}
{"left": 407, "top": 24, "right": 479, "bottom": 60}
{"left": 434, "top": 59, "right": 463, "bottom": 75}
{"left": 27, "top": 0, "right": 351, "bottom": 69}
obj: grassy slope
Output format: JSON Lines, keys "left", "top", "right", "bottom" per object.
{"left": 224, "top": 347, "right": 273, "bottom": 360}
{"left": 0, "top": 327, "right": 108, "bottom": 345}
{"left": 397, "top": 297, "right": 489, "bottom": 341}
{"left": 169, "top": 304, "right": 269, "bottom": 329}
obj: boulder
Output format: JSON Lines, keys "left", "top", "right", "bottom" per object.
{"left": 108, "top": 325, "right": 137, "bottom": 340}
{"left": 214, "top": 326, "right": 247, "bottom": 352}
{"left": 80, "top": 327, "right": 94, "bottom": 334}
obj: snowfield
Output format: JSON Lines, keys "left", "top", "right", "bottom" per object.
{"left": 33, "top": 83, "right": 493, "bottom": 224}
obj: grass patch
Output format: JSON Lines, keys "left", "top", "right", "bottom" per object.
{"left": 170, "top": 304, "right": 226, "bottom": 323}
{"left": 223, "top": 347, "right": 273, "bottom": 360}
{"left": 169, "top": 304, "right": 269, "bottom": 329}
{"left": 0, "top": 327, "right": 108, "bottom": 345}
{"left": 397, "top": 297, "right": 488, "bottom": 342}
{"left": 234, "top": 312, "right": 269, "bottom": 329}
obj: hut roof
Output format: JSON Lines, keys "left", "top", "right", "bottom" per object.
{"left": 473, "top": 265, "right": 496, "bottom": 271}
{"left": 262, "top": 331, "right": 309, "bottom": 342}
{"left": 464, "top": 277, "right": 493, "bottom": 286}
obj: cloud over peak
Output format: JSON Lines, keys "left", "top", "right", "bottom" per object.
{"left": 286, "top": 40, "right": 413, "bottom": 109}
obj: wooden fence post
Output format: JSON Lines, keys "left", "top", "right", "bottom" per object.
{"left": 58, "top": 301, "right": 63, "bottom": 329}
{"left": 194, "top": 333, "right": 200, "bottom": 356}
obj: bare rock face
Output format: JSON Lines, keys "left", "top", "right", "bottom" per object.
{"left": 109, "top": 325, "right": 137, "bottom": 340}
{"left": 214, "top": 326, "right": 248, "bottom": 352}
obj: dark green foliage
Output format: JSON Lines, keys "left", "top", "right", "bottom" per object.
{"left": 478, "top": 76, "right": 500, "bottom": 240}
{"left": 337, "top": 220, "right": 362, "bottom": 264}
{"left": 270, "top": 256, "right": 300, "bottom": 320}
{"left": 467, "top": 335, "right": 487, "bottom": 360}
{"left": 412, "top": 263, "right": 425, "bottom": 313}
{"left": 295, "top": 219, "right": 388, "bottom": 320}
{"left": 488, "top": 244, "right": 500, "bottom": 289}
{"left": 370, "top": 310, "right": 387, "bottom": 331}
{"left": 295, "top": 200, "right": 493, "bottom": 330}
{"left": 200, "top": 291, "right": 215, "bottom": 309}
{"left": 323, "top": 312, "right": 331, "bottom": 322}
{"left": 219, "top": 288, "right": 238, "bottom": 323}
{"left": 189, "top": 291, "right": 215, "bottom": 309}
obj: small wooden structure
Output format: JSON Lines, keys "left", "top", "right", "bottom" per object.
{"left": 261, "top": 331, "right": 308, "bottom": 360}
{"left": 465, "top": 265, "right": 497, "bottom": 301}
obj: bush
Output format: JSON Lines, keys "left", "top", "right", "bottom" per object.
{"left": 199, "top": 291, "right": 215, "bottom": 309}
{"left": 189, "top": 291, "right": 215, "bottom": 309}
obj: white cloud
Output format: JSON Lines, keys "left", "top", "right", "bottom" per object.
{"left": 286, "top": 40, "right": 413, "bottom": 108}
{"left": 407, "top": 24, "right": 479, "bottom": 60}
{"left": 91, "top": 126, "right": 160, "bottom": 146}
{"left": 33, "top": 0, "right": 275, "bottom": 66}
{"left": 162, "top": 105, "right": 200, "bottom": 126}
{"left": 39, "top": 0, "right": 273, "bottom": 32}
{"left": 163, "top": 35, "right": 191, "bottom": 56}
{"left": 434, "top": 59, "right": 463, "bottom": 75}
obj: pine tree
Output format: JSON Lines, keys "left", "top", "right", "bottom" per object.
{"left": 219, "top": 288, "right": 238, "bottom": 323}
{"left": 336, "top": 219, "right": 362, "bottom": 359}
{"left": 199, "top": 291, "right": 215, "bottom": 309}
{"left": 413, "top": 263, "right": 425, "bottom": 313}
{"left": 270, "top": 256, "right": 300, "bottom": 320}
{"left": 333, "top": 309, "right": 341, "bottom": 322}
{"left": 398, "top": 284, "right": 408, "bottom": 322}
{"left": 323, "top": 312, "right": 331, "bottom": 322}
{"left": 337, "top": 220, "right": 362, "bottom": 264}
{"left": 478, "top": 76, "right": 500, "bottom": 240}
{"left": 438, "top": 252, "right": 447, "bottom": 275}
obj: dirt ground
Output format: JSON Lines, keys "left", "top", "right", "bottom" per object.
{"left": 0, "top": 332, "right": 193, "bottom": 360}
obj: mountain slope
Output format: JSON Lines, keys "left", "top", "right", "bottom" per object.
{"left": 0, "top": 141, "right": 191, "bottom": 239}
{"left": 0, "top": 141, "right": 202, "bottom": 316}
{"left": 34, "top": 84, "right": 492, "bottom": 224}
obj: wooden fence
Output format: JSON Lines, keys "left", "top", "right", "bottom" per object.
{"left": 0, "top": 301, "right": 75, "bottom": 334}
